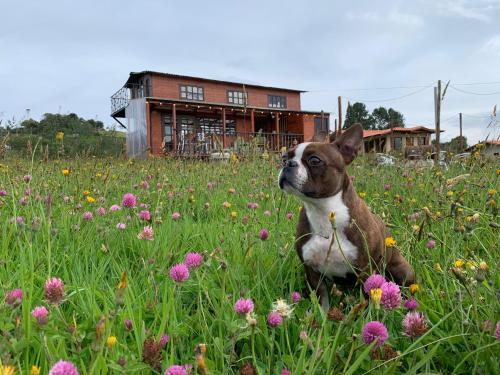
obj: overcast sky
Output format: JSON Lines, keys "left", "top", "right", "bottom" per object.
{"left": 1, "top": 0, "right": 499, "bottom": 144}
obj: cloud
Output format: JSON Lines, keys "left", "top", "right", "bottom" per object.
{"left": 434, "top": 0, "right": 500, "bottom": 22}
{"left": 481, "top": 35, "right": 500, "bottom": 56}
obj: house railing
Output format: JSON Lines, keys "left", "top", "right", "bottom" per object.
{"left": 111, "top": 83, "right": 152, "bottom": 116}
{"left": 166, "top": 131, "right": 303, "bottom": 156}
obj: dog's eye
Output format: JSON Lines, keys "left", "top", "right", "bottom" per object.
{"left": 308, "top": 156, "right": 322, "bottom": 166}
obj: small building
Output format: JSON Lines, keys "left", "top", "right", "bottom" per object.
{"left": 362, "top": 126, "right": 438, "bottom": 155}
{"left": 465, "top": 140, "right": 500, "bottom": 157}
{"left": 110, "top": 71, "right": 329, "bottom": 157}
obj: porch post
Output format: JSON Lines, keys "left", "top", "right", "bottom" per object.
{"left": 146, "top": 100, "right": 152, "bottom": 154}
{"left": 275, "top": 113, "right": 280, "bottom": 150}
{"left": 222, "top": 107, "right": 227, "bottom": 148}
{"left": 250, "top": 109, "right": 255, "bottom": 133}
{"left": 172, "top": 104, "right": 177, "bottom": 154}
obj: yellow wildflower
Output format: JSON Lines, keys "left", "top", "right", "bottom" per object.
{"left": 96, "top": 172, "right": 102, "bottom": 178}
{"left": 359, "top": 192, "right": 367, "bottom": 199}
{"left": 107, "top": 335, "right": 117, "bottom": 349}
{"left": 385, "top": 237, "right": 396, "bottom": 248}
{"left": 447, "top": 191, "right": 454, "bottom": 197}
{"left": 30, "top": 366, "right": 40, "bottom": 375}
{"left": 409, "top": 283, "right": 420, "bottom": 294}
{"left": 55, "top": 131, "right": 64, "bottom": 141}
{"left": 370, "top": 288, "right": 382, "bottom": 309}
{"left": 117, "top": 271, "right": 127, "bottom": 289}
{"left": 455, "top": 259, "right": 465, "bottom": 268}
{"left": 487, "top": 189, "right": 497, "bottom": 197}
{"left": 230, "top": 211, "right": 238, "bottom": 219}
{"left": 0, "top": 366, "right": 15, "bottom": 375}
{"left": 412, "top": 224, "right": 420, "bottom": 232}
{"left": 479, "top": 261, "right": 488, "bottom": 271}
{"left": 86, "top": 196, "right": 96, "bottom": 203}
{"left": 62, "top": 168, "right": 70, "bottom": 176}
{"left": 83, "top": 190, "right": 90, "bottom": 196}
{"left": 328, "top": 211, "right": 336, "bottom": 222}
{"left": 434, "top": 263, "right": 443, "bottom": 272}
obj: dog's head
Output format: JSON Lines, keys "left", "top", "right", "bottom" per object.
{"left": 278, "top": 124, "right": 363, "bottom": 199}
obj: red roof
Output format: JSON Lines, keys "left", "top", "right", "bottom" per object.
{"left": 363, "top": 126, "right": 437, "bottom": 138}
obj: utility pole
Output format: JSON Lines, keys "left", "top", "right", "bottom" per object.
{"left": 337, "top": 96, "right": 342, "bottom": 135}
{"left": 459, "top": 112, "right": 463, "bottom": 152}
{"left": 334, "top": 119, "right": 338, "bottom": 134}
{"left": 434, "top": 80, "right": 441, "bottom": 163}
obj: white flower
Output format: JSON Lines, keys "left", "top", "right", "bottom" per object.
{"left": 272, "top": 298, "right": 294, "bottom": 318}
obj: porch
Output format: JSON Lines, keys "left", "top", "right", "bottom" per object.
{"left": 147, "top": 99, "right": 319, "bottom": 157}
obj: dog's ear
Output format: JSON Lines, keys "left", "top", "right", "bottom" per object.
{"left": 332, "top": 124, "right": 363, "bottom": 164}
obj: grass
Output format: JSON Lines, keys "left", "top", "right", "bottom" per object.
{"left": 0, "top": 154, "right": 498, "bottom": 374}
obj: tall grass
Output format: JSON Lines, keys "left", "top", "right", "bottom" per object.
{"left": 0, "top": 155, "right": 498, "bottom": 374}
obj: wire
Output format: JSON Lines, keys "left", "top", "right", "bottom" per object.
{"left": 453, "top": 81, "right": 500, "bottom": 86}
{"left": 342, "top": 85, "right": 433, "bottom": 103}
{"left": 449, "top": 85, "right": 500, "bottom": 96}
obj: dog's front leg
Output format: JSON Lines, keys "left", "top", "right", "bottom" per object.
{"left": 304, "top": 265, "right": 329, "bottom": 312}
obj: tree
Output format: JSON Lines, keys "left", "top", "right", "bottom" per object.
{"left": 371, "top": 107, "right": 405, "bottom": 129}
{"left": 442, "top": 136, "right": 467, "bottom": 153}
{"left": 343, "top": 102, "right": 374, "bottom": 130}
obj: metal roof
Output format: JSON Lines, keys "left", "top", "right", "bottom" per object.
{"left": 125, "top": 71, "right": 306, "bottom": 93}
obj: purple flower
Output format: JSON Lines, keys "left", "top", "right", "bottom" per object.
{"left": 48, "top": 360, "right": 79, "bottom": 375}
{"left": 380, "top": 281, "right": 401, "bottom": 310}
{"left": 259, "top": 228, "right": 269, "bottom": 241}
{"left": 32, "top": 306, "right": 49, "bottom": 325}
{"left": 24, "top": 175, "right": 32, "bottom": 183}
{"left": 426, "top": 240, "right": 436, "bottom": 249}
{"left": 139, "top": 210, "right": 151, "bottom": 221}
{"left": 164, "top": 365, "right": 187, "bottom": 375}
{"left": 384, "top": 183, "right": 391, "bottom": 191}
{"left": 286, "top": 212, "right": 293, "bottom": 221}
{"left": 185, "top": 252, "right": 203, "bottom": 268}
{"left": 160, "top": 333, "right": 169, "bottom": 348}
{"left": 96, "top": 207, "right": 106, "bottom": 216}
{"left": 124, "top": 319, "right": 133, "bottom": 331}
{"left": 404, "top": 298, "right": 419, "bottom": 311}
{"left": 495, "top": 321, "right": 500, "bottom": 340}
{"left": 110, "top": 204, "right": 121, "bottom": 212}
{"left": 281, "top": 370, "right": 292, "bottom": 375}
{"left": 363, "top": 274, "right": 386, "bottom": 294}
{"left": 171, "top": 212, "right": 181, "bottom": 221}
{"left": 122, "top": 193, "right": 137, "bottom": 208}
{"left": 402, "top": 312, "right": 428, "bottom": 337}
{"left": 116, "top": 223, "right": 126, "bottom": 230}
{"left": 169, "top": 263, "right": 189, "bottom": 282}
{"left": 247, "top": 202, "right": 259, "bottom": 209}
{"left": 82, "top": 211, "right": 93, "bottom": 221}
{"left": 234, "top": 298, "right": 254, "bottom": 315}
{"left": 137, "top": 226, "right": 154, "bottom": 240}
{"left": 5, "top": 288, "right": 23, "bottom": 306}
{"left": 19, "top": 196, "right": 28, "bottom": 205}
{"left": 0, "top": 189, "right": 7, "bottom": 196}
{"left": 267, "top": 311, "right": 283, "bottom": 327}
{"left": 16, "top": 216, "right": 25, "bottom": 225}
{"left": 361, "top": 321, "right": 388, "bottom": 348}
{"left": 291, "top": 291, "right": 301, "bottom": 304}
{"left": 44, "top": 277, "right": 65, "bottom": 304}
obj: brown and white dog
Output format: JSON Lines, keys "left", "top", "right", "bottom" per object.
{"left": 278, "top": 124, "right": 415, "bottom": 311}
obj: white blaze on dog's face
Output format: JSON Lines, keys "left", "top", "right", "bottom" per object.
{"left": 278, "top": 124, "right": 364, "bottom": 199}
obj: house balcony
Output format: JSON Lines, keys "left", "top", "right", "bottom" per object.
{"left": 111, "top": 83, "right": 152, "bottom": 118}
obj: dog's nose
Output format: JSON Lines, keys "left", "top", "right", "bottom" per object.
{"left": 286, "top": 160, "right": 298, "bottom": 168}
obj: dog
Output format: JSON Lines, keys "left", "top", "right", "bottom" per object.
{"left": 278, "top": 124, "right": 415, "bottom": 311}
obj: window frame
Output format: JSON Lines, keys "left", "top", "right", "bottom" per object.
{"left": 179, "top": 84, "right": 205, "bottom": 101}
{"left": 227, "top": 90, "right": 248, "bottom": 105}
{"left": 268, "top": 95, "right": 287, "bottom": 109}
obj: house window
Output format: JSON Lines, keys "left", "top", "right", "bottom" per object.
{"left": 268, "top": 95, "right": 287, "bottom": 109}
{"left": 394, "top": 137, "right": 402, "bottom": 151}
{"left": 163, "top": 115, "right": 173, "bottom": 151}
{"left": 228, "top": 90, "right": 247, "bottom": 105}
{"left": 180, "top": 85, "right": 204, "bottom": 101}
{"left": 418, "top": 136, "right": 426, "bottom": 145}
{"left": 406, "top": 137, "right": 414, "bottom": 147}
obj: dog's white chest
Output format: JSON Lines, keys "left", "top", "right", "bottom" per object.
{"left": 302, "top": 193, "right": 358, "bottom": 278}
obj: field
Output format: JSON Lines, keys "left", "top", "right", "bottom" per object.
{"left": 0, "top": 155, "right": 499, "bottom": 374}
